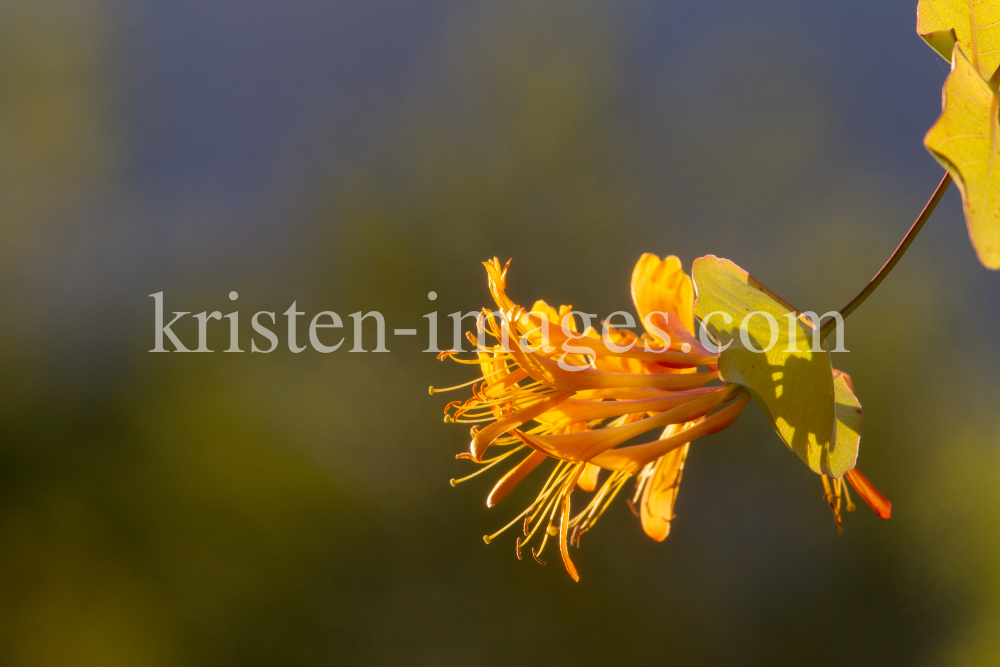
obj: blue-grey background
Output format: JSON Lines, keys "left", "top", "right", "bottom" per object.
{"left": 1, "top": 1, "right": 997, "bottom": 664}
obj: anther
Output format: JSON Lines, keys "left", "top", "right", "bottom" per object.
{"left": 625, "top": 498, "right": 641, "bottom": 517}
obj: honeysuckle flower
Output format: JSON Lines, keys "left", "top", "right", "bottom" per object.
{"left": 434, "top": 255, "right": 890, "bottom": 581}
{"left": 434, "top": 255, "right": 748, "bottom": 580}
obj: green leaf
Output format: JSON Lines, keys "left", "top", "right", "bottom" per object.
{"left": 925, "top": 45, "right": 1000, "bottom": 270}
{"left": 692, "top": 255, "right": 838, "bottom": 476}
{"left": 918, "top": 0, "right": 1000, "bottom": 81}
{"left": 829, "top": 372, "right": 862, "bottom": 479}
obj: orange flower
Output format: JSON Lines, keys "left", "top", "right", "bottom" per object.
{"left": 434, "top": 255, "right": 890, "bottom": 581}
{"left": 434, "top": 255, "right": 748, "bottom": 580}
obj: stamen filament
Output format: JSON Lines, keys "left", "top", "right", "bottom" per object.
{"left": 450, "top": 446, "right": 525, "bottom": 486}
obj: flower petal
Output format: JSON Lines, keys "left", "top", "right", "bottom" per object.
{"left": 508, "top": 343, "right": 719, "bottom": 393}
{"left": 534, "top": 387, "right": 719, "bottom": 427}
{"left": 640, "top": 439, "right": 689, "bottom": 542}
{"left": 518, "top": 385, "right": 737, "bottom": 463}
{"left": 632, "top": 254, "right": 708, "bottom": 353}
{"left": 845, "top": 468, "right": 892, "bottom": 519}
{"left": 559, "top": 465, "right": 585, "bottom": 582}
{"left": 632, "top": 254, "right": 693, "bottom": 333}
{"left": 590, "top": 393, "right": 750, "bottom": 474}
{"left": 470, "top": 391, "right": 572, "bottom": 461}
{"left": 577, "top": 462, "right": 601, "bottom": 492}
{"left": 488, "top": 449, "right": 548, "bottom": 507}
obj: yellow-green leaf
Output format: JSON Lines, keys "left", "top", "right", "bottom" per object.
{"left": 918, "top": 0, "right": 1000, "bottom": 80}
{"left": 829, "top": 372, "right": 862, "bottom": 479}
{"left": 925, "top": 45, "right": 1000, "bottom": 269}
{"left": 692, "top": 256, "right": 837, "bottom": 476}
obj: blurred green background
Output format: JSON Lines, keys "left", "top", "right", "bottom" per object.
{"left": 1, "top": 1, "right": 998, "bottom": 664}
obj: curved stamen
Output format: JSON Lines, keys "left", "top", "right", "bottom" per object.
{"left": 450, "top": 445, "right": 526, "bottom": 486}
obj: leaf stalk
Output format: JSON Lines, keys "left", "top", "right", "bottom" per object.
{"left": 819, "top": 171, "right": 953, "bottom": 340}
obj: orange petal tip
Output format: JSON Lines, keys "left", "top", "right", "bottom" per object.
{"left": 846, "top": 468, "right": 892, "bottom": 520}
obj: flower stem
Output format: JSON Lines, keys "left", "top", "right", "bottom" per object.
{"left": 819, "top": 171, "right": 952, "bottom": 340}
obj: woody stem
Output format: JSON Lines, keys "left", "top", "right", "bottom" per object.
{"left": 818, "top": 171, "right": 952, "bottom": 340}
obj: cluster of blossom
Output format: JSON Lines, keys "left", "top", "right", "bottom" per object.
{"left": 434, "top": 256, "right": 889, "bottom": 580}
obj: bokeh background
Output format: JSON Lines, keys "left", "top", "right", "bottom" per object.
{"left": 1, "top": 1, "right": 998, "bottom": 664}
